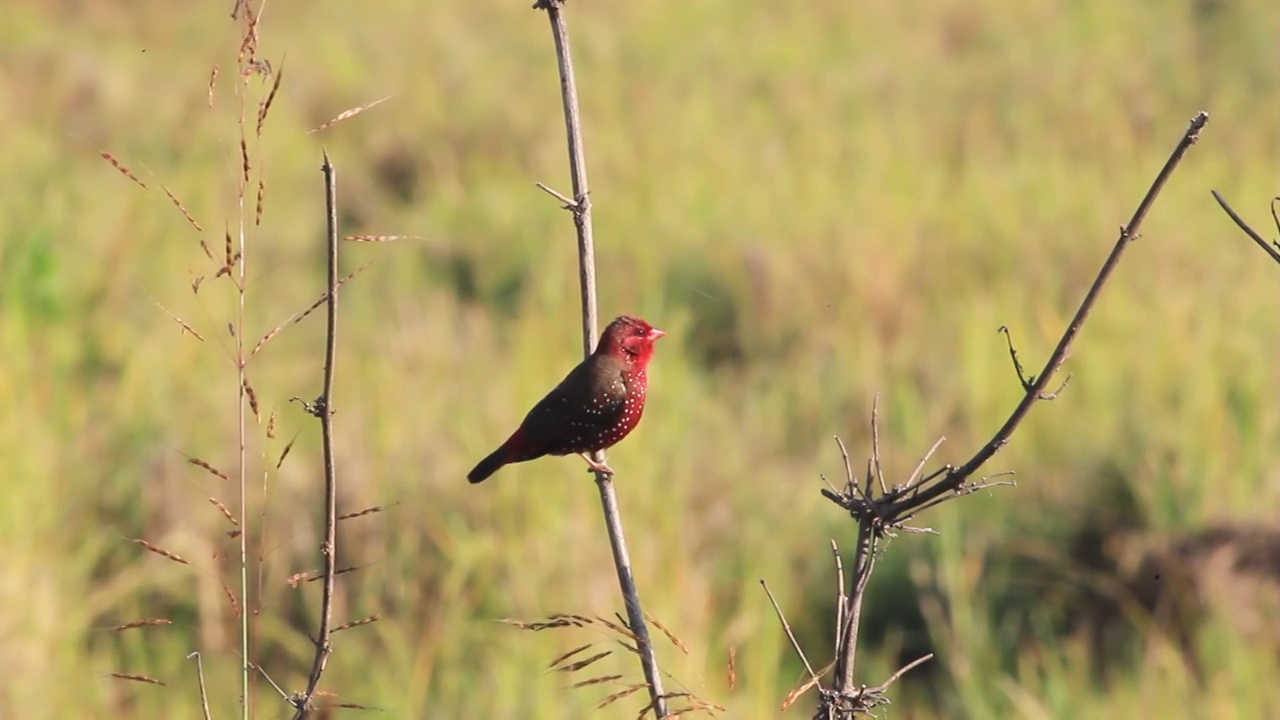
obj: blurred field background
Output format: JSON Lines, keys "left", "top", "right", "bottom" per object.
{"left": 2, "top": 0, "right": 1280, "bottom": 717}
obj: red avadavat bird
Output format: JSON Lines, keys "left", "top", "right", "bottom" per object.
{"left": 467, "top": 315, "right": 666, "bottom": 483}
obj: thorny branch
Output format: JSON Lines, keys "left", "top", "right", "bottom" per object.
{"left": 766, "top": 112, "right": 1210, "bottom": 718}
{"left": 532, "top": 0, "right": 668, "bottom": 716}
{"left": 291, "top": 151, "right": 341, "bottom": 718}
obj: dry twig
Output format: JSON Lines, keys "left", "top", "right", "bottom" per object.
{"left": 1210, "top": 190, "right": 1280, "bottom": 266}
{"left": 290, "top": 151, "right": 342, "bottom": 718}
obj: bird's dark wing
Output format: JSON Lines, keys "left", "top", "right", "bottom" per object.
{"left": 513, "top": 355, "right": 629, "bottom": 458}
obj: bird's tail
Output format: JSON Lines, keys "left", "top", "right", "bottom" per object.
{"left": 467, "top": 446, "right": 510, "bottom": 484}
{"left": 468, "top": 427, "right": 534, "bottom": 483}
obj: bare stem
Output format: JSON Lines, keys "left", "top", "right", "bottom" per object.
{"left": 834, "top": 521, "right": 877, "bottom": 692}
{"left": 236, "top": 50, "right": 252, "bottom": 720}
{"left": 294, "top": 151, "right": 341, "bottom": 718}
{"left": 761, "top": 579, "right": 819, "bottom": 682}
{"left": 533, "top": 1, "right": 667, "bottom": 716}
{"left": 186, "top": 652, "right": 213, "bottom": 720}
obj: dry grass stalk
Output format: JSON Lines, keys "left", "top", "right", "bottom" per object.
{"left": 150, "top": 298, "right": 205, "bottom": 341}
{"left": 548, "top": 643, "right": 595, "bottom": 670}
{"left": 644, "top": 613, "right": 687, "bottom": 655}
{"left": 266, "top": 409, "right": 276, "bottom": 439}
{"left": 191, "top": 275, "right": 205, "bottom": 294}
{"left": 255, "top": 178, "right": 266, "bottom": 226}
{"left": 639, "top": 693, "right": 697, "bottom": 718}
{"left": 332, "top": 615, "right": 383, "bottom": 633}
{"left": 285, "top": 563, "right": 353, "bottom": 586}
{"left": 337, "top": 503, "right": 397, "bottom": 521}
{"left": 160, "top": 184, "right": 203, "bottom": 232}
{"left": 107, "top": 618, "right": 173, "bottom": 632}
{"left": 662, "top": 699, "right": 725, "bottom": 720}
{"left": 727, "top": 647, "right": 737, "bottom": 690}
{"left": 251, "top": 263, "right": 370, "bottom": 357}
{"left": 186, "top": 456, "right": 230, "bottom": 482}
{"left": 574, "top": 674, "right": 623, "bottom": 688}
{"left": 781, "top": 674, "right": 824, "bottom": 711}
{"left": 207, "top": 64, "right": 218, "bottom": 108}
{"left": 287, "top": 565, "right": 361, "bottom": 588}
{"left": 596, "top": 684, "right": 646, "bottom": 709}
{"left": 275, "top": 435, "right": 297, "bottom": 469}
{"left": 256, "top": 61, "right": 284, "bottom": 136}
{"left": 208, "top": 497, "right": 238, "bottom": 526}
{"left": 239, "top": 137, "right": 250, "bottom": 186}
{"left": 235, "top": 1, "right": 260, "bottom": 66}
{"left": 242, "top": 375, "right": 260, "bottom": 422}
{"left": 110, "top": 673, "right": 167, "bottom": 686}
{"left": 343, "top": 234, "right": 418, "bottom": 243}
{"left": 99, "top": 151, "right": 148, "bottom": 189}
{"left": 500, "top": 613, "right": 592, "bottom": 631}
{"left": 223, "top": 583, "right": 241, "bottom": 618}
{"left": 555, "top": 650, "right": 611, "bottom": 673}
{"left": 312, "top": 691, "right": 376, "bottom": 707}
{"left": 596, "top": 615, "right": 640, "bottom": 643}
{"left": 503, "top": 609, "right": 717, "bottom": 713}
{"left": 308, "top": 95, "right": 393, "bottom": 134}
{"left": 311, "top": 692, "right": 378, "bottom": 712}
{"left": 133, "top": 539, "right": 190, "bottom": 566}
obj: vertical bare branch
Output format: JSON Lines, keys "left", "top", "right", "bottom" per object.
{"left": 533, "top": 1, "right": 667, "bottom": 716}
{"left": 833, "top": 522, "right": 877, "bottom": 694}
{"left": 293, "top": 150, "right": 341, "bottom": 718}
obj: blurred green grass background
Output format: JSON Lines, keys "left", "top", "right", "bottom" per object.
{"left": 2, "top": 0, "right": 1279, "bottom": 717}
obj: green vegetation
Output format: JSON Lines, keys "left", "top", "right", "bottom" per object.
{"left": 2, "top": 0, "right": 1278, "bottom": 717}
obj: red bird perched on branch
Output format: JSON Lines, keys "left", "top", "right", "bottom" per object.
{"left": 467, "top": 315, "right": 666, "bottom": 483}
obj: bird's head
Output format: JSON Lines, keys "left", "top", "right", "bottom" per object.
{"left": 597, "top": 315, "right": 666, "bottom": 365}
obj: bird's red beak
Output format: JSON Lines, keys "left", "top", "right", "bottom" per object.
{"left": 649, "top": 327, "right": 666, "bottom": 340}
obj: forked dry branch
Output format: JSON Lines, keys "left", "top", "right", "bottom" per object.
{"left": 769, "top": 111, "right": 1210, "bottom": 718}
